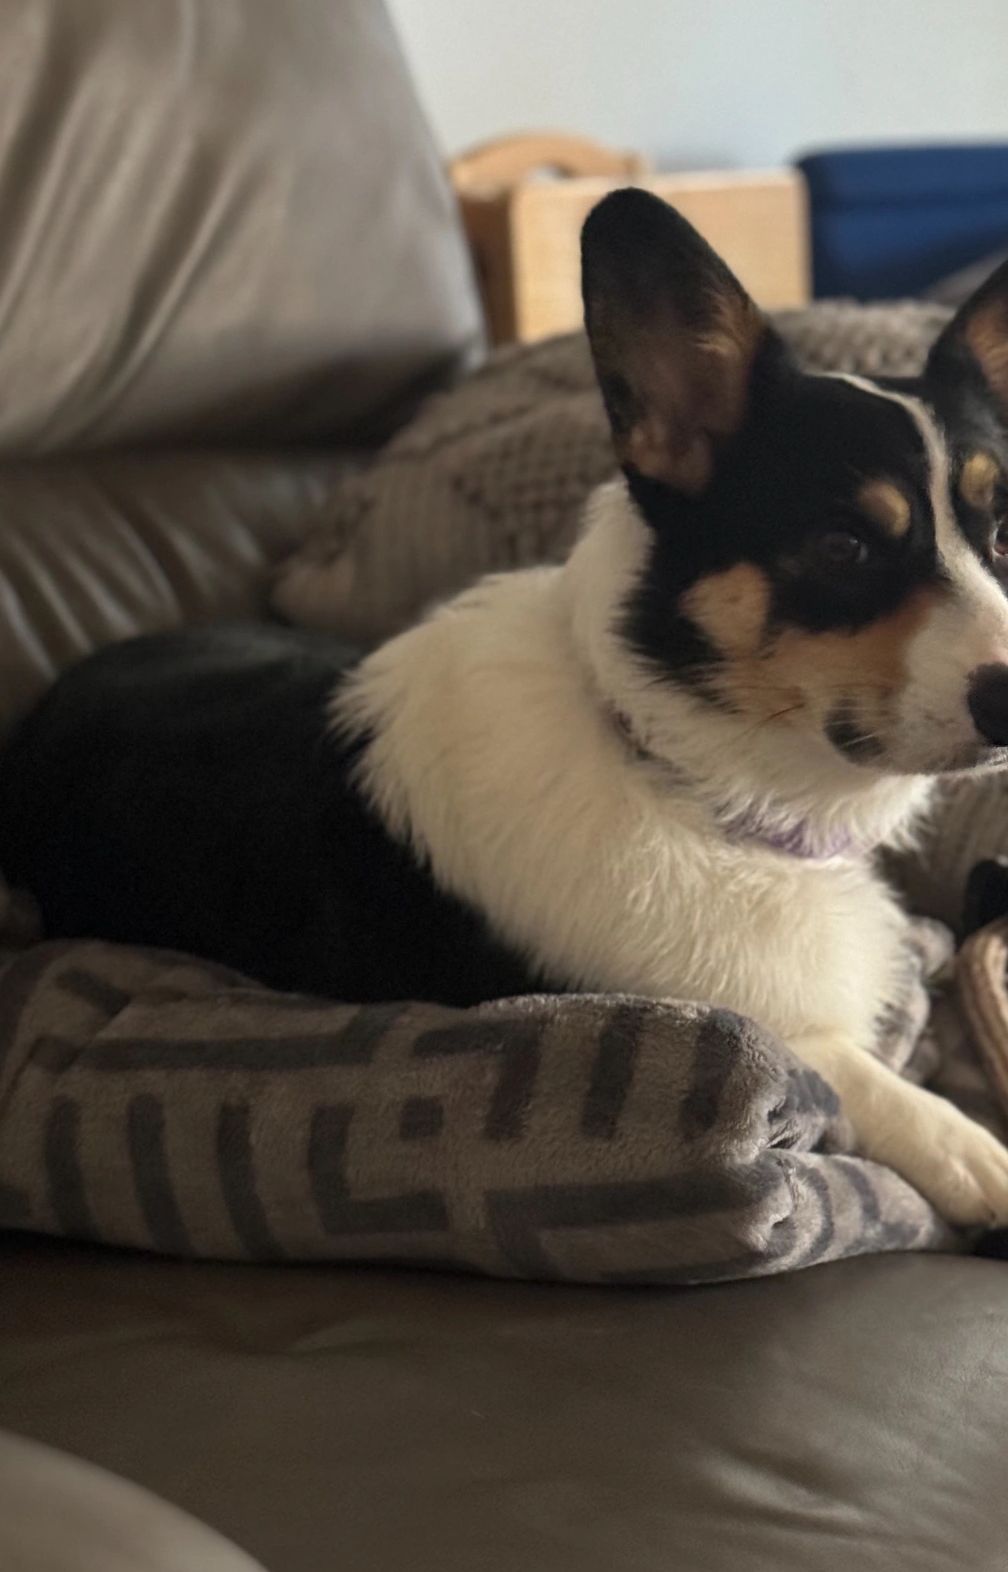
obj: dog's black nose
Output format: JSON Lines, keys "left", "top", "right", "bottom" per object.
{"left": 968, "top": 664, "right": 1008, "bottom": 745}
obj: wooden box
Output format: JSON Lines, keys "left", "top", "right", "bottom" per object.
{"left": 450, "top": 134, "right": 811, "bottom": 345}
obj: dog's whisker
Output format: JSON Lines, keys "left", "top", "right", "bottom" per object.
{"left": 731, "top": 703, "right": 808, "bottom": 746}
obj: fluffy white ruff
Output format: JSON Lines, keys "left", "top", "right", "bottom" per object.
{"left": 335, "top": 481, "right": 929, "bottom": 1052}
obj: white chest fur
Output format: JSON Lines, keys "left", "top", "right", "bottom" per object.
{"left": 334, "top": 491, "right": 929, "bottom": 1053}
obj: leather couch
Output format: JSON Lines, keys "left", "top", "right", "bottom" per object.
{"left": 0, "top": 4, "right": 1006, "bottom": 1569}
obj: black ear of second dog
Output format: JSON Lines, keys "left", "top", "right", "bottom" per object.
{"left": 926, "top": 254, "right": 1008, "bottom": 420}
{"left": 580, "top": 188, "right": 770, "bottom": 496}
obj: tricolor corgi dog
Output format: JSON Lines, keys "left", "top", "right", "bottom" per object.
{"left": 5, "top": 190, "right": 1008, "bottom": 1226}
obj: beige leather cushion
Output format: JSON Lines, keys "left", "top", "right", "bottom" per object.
{"left": 0, "top": 453, "right": 347, "bottom": 732}
{"left": 0, "top": 0, "right": 483, "bottom": 452}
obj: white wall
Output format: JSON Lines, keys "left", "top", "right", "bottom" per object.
{"left": 388, "top": 0, "right": 1008, "bottom": 168}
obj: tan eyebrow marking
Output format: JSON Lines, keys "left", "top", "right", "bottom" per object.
{"left": 857, "top": 479, "right": 912, "bottom": 537}
{"left": 959, "top": 451, "right": 1001, "bottom": 511}
{"left": 680, "top": 563, "right": 770, "bottom": 659}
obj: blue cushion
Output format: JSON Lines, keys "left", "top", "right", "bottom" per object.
{"left": 796, "top": 146, "right": 1008, "bottom": 298}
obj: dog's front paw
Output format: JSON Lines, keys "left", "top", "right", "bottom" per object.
{"left": 782, "top": 1028, "right": 1008, "bottom": 1228}
{"left": 890, "top": 1096, "right": 1008, "bottom": 1228}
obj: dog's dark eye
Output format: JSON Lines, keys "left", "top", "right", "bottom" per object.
{"left": 816, "top": 530, "right": 869, "bottom": 568}
{"left": 993, "top": 519, "right": 1008, "bottom": 559}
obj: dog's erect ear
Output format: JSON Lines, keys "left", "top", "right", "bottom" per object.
{"left": 581, "top": 188, "right": 769, "bottom": 494}
{"left": 926, "top": 256, "right": 1008, "bottom": 417}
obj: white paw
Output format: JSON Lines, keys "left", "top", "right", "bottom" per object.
{"left": 784, "top": 1027, "right": 1008, "bottom": 1229}
{"left": 886, "top": 1095, "right": 1008, "bottom": 1228}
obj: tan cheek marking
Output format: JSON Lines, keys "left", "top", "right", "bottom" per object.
{"left": 857, "top": 479, "right": 911, "bottom": 537}
{"left": 680, "top": 564, "right": 771, "bottom": 659}
{"left": 706, "top": 586, "right": 943, "bottom": 724}
{"left": 759, "top": 588, "right": 943, "bottom": 716}
{"left": 959, "top": 450, "right": 1000, "bottom": 511}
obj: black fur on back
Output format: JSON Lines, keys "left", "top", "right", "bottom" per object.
{"left": 0, "top": 625, "right": 543, "bottom": 1006}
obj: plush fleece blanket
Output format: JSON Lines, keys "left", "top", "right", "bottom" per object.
{"left": 0, "top": 908, "right": 998, "bottom": 1285}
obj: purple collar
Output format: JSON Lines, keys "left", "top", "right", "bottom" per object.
{"left": 607, "top": 707, "right": 860, "bottom": 861}
{"left": 719, "top": 808, "right": 857, "bottom": 861}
